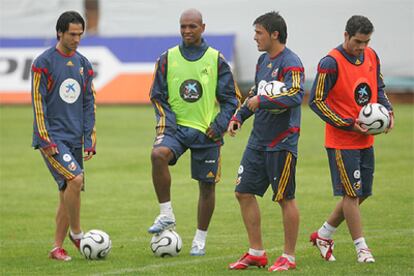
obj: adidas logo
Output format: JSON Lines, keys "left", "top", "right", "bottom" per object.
{"left": 206, "top": 171, "right": 215, "bottom": 178}
{"left": 66, "top": 60, "right": 74, "bottom": 66}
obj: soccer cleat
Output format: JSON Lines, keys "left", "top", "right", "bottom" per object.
{"left": 310, "top": 231, "right": 336, "bottom": 261}
{"left": 357, "top": 248, "right": 375, "bottom": 263}
{"left": 229, "top": 253, "right": 268, "bottom": 270}
{"left": 69, "top": 232, "right": 81, "bottom": 250}
{"left": 190, "top": 240, "right": 206, "bottom": 256}
{"left": 268, "top": 256, "right": 296, "bottom": 272}
{"left": 148, "top": 214, "right": 176, "bottom": 234}
{"left": 49, "top": 247, "right": 72, "bottom": 261}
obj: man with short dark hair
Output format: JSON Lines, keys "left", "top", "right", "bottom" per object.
{"left": 31, "top": 10, "right": 96, "bottom": 261}
{"left": 228, "top": 11, "right": 304, "bottom": 271}
{"left": 308, "top": 15, "right": 394, "bottom": 263}
{"left": 148, "top": 8, "right": 240, "bottom": 256}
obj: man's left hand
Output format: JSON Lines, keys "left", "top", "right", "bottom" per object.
{"left": 384, "top": 111, "right": 394, "bottom": 134}
{"left": 84, "top": 151, "right": 94, "bottom": 161}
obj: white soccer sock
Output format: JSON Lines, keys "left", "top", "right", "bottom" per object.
{"left": 282, "top": 253, "right": 295, "bottom": 263}
{"left": 318, "top": 221, "right": 336, "bottom": 239}
{"left": 159, "top": 201, "right": 174, "bottom": 219}
{"left": 193, "top": 229, "right": 207, "bottom": 244}
{"left": 70, "top": 230, "right": 84, "bottom": 239}
{"left": 354, "top": 237, "right": 368, "bottom": 251}
{"left": 248, "top": 248, "right": 265, "bottom": 256}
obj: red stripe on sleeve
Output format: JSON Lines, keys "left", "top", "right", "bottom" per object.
{"left": 281, "top": 66, "right": 304, "bottom": 75}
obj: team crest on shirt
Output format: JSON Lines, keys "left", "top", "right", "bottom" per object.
{"left": 271, "top": 68, "right": 279, "bottom": 78}
{"left": 238, "top": 165, "right": 244, "bottom": 175}
{"left": 59, "top": 78, "right": 81, "bottom": 104}
{"left": 180, "top": 79, "right": 203, "bottom": 103}
{"left": 354, "top": 82, "right": 371, "bottom": 106}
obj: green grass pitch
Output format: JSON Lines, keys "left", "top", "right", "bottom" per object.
{"left": 0, "top": 105, "right": 413, "bottom": 275}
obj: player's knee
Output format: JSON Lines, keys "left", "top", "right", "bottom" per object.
{"left": 68, "top": 174, "right": 83, "bottom": 191}
{"left": 151, "top": 147, "right": 171, "bottom": 165}
{"left": 278, "top": 198, "right": 297, "bottom": 208}
{"left": 235, "top": 191, "right": 252, "bottom": 201}
{"left": 344, "top": 194, "right": 359, "bottom": 205}
{"left": 199, "top": 182, "right": 215, "bottom": 198}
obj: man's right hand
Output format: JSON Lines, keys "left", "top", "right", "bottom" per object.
{"left": 227, "top": 120, "right": 240, "bottom": 137}
{"left": 352, "top": 119, "right": 369, "bottom": 135}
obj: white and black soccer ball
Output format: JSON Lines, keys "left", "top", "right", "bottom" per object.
{"left": 358, "top": 103, "right": 390, "bottom": 135}
{"left": 150, "top": 229, "right": 182, "bottom": 257}
{"left": 80, "top": 229, "right": 112, "bottom": 260}
{"left": 256, "top": 80, "right": 287, "bottom": 114}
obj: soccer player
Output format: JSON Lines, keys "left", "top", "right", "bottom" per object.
{"left": 308, "top": 15, "right": 394, "bottom": 263}
{"left": 148, "top": 9, "right": 240, "bottom": 256}
{"left": 228, "top": 11, "right": 304, "bottom": 271}
{"left": 31, "top": 11, "right": 96, "bottom": 261}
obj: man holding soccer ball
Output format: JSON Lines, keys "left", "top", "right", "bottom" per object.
{"left": 31, "top": 11, "right": 96, "bottom": 261}
{"left": 308, "top": 15, "right": 394, "bottom": 263}
{"left": 228, "top": 11, "right": 304, "bottom": 271}
{"left": 148, "top": 9, "right": 240, "bottom": 256}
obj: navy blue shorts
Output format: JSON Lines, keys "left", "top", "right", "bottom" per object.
{"left": 235, "top": 148, "right": 296, "bottom": 201}
{"left": 153, "top": 126, "right": 221, "bottom": 184}
{"left": 40, "top": 141, "right": 84, "bottom": 191}
{"left": 327, "top": 147, "right": 374, "bottom": 198}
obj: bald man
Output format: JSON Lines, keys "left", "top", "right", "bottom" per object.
{"left": 148, "top": 9, "right": 240, "bottom": 256}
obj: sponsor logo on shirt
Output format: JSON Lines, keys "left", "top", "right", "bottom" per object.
{"left": 59, "top": 78, "right": 81, "bottom": 104}
{"left": 354, "top": 82, "right": 371, "bottom": 106}
{"left": 179, "top": 79, "right": 203, "bottom": 103}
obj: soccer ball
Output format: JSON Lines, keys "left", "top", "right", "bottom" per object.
{"left": 150, "top": 229, "right": 182, "bottom": 257}
{"left": 358, "top": 103, "right": 390, "bottom": 135}
{"left": 80, "top": 229, "right": 112, "bottom": 260}
{"left": 256, "top": 80, "right": 287, "bottom": 114}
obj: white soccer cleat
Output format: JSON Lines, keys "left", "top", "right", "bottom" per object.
{"left": 357, "top": 248, "right": 375, "bottom": 263}
{"left": 310, "top": 231, "right": 336, "bottom": 261}
{"left": 189, "top": 240, "right": 206, "bottom": 256}
{"left": 148, "top": 214, "right": 176, "bottom": 234}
